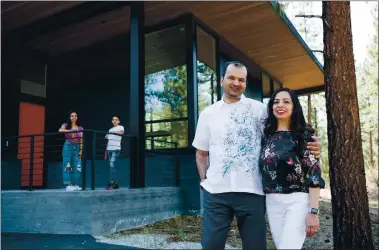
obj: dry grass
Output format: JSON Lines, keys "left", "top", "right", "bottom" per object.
{"left": 109, "top": 199, "right": 378, "bottom": 250}
{"left": 116, "top": 215, "right": 272, "bottom": 248}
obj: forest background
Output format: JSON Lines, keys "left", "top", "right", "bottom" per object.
{"left": 280, "top": 1, "right": 378, "bottom": 204}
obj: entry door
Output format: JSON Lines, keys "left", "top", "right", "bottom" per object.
{"left": 18, "top": 102, "right": 45, "bottom": 187}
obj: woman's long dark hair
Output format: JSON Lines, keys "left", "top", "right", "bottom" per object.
{"left": 65, "top": 111, "right": 81, "bottom": 130}
{"left": 263, "top": 88, "right": 314, "bottom": 151}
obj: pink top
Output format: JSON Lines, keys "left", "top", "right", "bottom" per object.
{"left": 62, "top": 123, "right": 83, "bottom": 143}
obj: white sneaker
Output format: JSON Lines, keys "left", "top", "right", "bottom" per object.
{"left": 73, "top": 185, "right": 82, "bottom": 191}
{"left": 66, "top": 185, "right": 77, "bottom": 192}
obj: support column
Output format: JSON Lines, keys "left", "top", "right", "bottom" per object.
{"left": 269, "top": 78, "right": 274, "bottom": 96}
{"left": 129, "top": 2, "right": 145, "bottom": 188}
{"left": 186, "top": 15, "right": 198, "bottom": 145}
{"left": 215, "top": 39, "right": 222, "bottom": 101}
{"left": 308, "top": 94, "right": 312, "bottom": 125}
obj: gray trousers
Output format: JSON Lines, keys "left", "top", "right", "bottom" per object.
{"left": 201, "top": 189, "right": 266, "bottom": 250}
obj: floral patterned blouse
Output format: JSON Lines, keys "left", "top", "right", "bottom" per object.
{"left": 259, "top": 130, "right": 325, "bottom": 194}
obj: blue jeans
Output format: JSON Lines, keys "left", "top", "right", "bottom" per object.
{"left": 62, "top": 140, "right": 81, "bottom": 186}
{"left": 107, "top": 150, "right": 120, "bottom": 181}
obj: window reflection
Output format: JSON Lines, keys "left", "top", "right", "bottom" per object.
{"left": 197, "top": 26, "right": 217, "bottom": 114}
{"left": 198, "top": 61, "right": 217, "bottom": 114}
{"left": 273, "top": 79, "right": 281, "bottom": 91}
{"left": 145, "top": 120, "right": 188, "bottom": 149}
{"left": 262, "top": 72, "right": 271, "bottom": 98}
{"left": 144, "top": 25, "right": 188, "bottom": 149}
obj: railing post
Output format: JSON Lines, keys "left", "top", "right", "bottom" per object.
{"left": 29, "top": 135, "right": 34, "bottom": 191}
{"left": 91, "top": 131, "right": 96, "bottom": 190}
{"left": 174, "top": 143, "right": 181, "bottom": 187}
{"left": 81, "top": 132, "right": 87, "bottom": 191}
{"left": 129, "top": 137, "right": 137, "bottom": 188}
{"left": 151, "top": 137, "right": 155, "bottom": 151}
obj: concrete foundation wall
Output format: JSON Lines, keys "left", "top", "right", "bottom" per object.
{"left": 1, "top": 187, "right": 181, "bottom": 236}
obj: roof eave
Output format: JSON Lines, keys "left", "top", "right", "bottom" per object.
{"left": 269, "top": 1, "right": 324, "bottom": 73}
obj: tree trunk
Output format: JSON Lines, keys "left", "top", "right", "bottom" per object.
{"left": 369, "top": 131, "right": 374, "bottom": 168}
{"left": 322, "top": 2, "right": 374, "bottom": 249}
{"left": 368, "top": 102, "right": 374, "bottom": 169}
{"left": 308, "top": 94, "right": 312, "bottom": 126}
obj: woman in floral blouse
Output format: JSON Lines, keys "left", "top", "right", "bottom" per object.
{"left": 259, "top": 88, "right": 325, "bottom": 249}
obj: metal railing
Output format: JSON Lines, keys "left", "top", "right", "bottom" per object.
{"left": 1, "top": 129, "right": 137, "bottom": 191}
{"left": 146, "top": 138, "right": 178, "bottom": 150}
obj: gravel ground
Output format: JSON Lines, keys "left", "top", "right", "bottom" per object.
{"left": 96, "top": 234, "right": 238, "bottom": 249}
{"left": 96, "top": 189, "right": 379, "bottom": 249}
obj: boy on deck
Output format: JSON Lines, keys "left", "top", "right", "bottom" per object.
{"left": 105, "top": 115, "right": 124, "bottom": 190}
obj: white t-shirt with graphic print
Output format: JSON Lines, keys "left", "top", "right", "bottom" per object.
{"left": 107, "top": 125, "right": 124, "bottom": 151}
{"left": 192, "top": 95, "right": 267, "bottom": 195}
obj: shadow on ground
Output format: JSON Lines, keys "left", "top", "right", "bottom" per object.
{"left": 1, "top": 233, "right": 146, "bottom": 250}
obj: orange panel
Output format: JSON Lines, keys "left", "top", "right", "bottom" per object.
{"left": 18, "top": 102, "right": 45, "bottom": 187}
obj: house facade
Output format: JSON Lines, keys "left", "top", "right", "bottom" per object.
{"left": 1, "top": 1, "right": 324, "bottom": 235}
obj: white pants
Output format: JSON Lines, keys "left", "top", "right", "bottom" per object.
{"left": 266, "top": 192, "right": 309, "bottom": 250}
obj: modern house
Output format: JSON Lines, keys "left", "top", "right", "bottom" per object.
{"left": 1, "top": 1, "right": 324, "bottom": 236}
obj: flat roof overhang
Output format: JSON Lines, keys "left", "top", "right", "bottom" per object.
{"left": 1, "top": 1, "right": 324, "bottom": 92}
{"left": 144, "top": 1, "right": 324, "bottom": 91}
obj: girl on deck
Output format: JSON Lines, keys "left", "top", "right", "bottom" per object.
{"left": 59, "top": 111, "right": 84, "bottom": 191}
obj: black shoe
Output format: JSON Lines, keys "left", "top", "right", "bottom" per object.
{"left": 106, "top": 180, "right": 119, "bottom": 190}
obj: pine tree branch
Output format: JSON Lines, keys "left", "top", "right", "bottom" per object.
{"left": 323, "top": 18, "right": 332, "bottom": 32}
{"left": 295, "top": 14, "right": 322, "bottom": 18}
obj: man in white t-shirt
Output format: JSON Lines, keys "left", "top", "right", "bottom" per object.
{"left": 105, "top": 115, "right": 124, "bottom": 190}
{"left": 192, "top": 61, "right": 321, "bottom": 250}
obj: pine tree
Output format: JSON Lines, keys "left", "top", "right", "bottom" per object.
{"left": 323, "top": 2, "right": 374, "bottom": 248}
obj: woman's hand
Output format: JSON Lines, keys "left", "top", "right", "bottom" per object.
{"left": 79, "top": 150, "right": 82, "bottom": 159}
{"left": 306, "top": 213, "right": 320, "bottom": 237}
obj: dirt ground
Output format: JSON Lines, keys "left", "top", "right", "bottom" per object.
{"left": 110, "top": 198, "right": 379, "bottom": 249}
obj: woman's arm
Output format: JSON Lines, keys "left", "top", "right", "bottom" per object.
{"left": 79, "top": 137, "right": 83, "bottom": 158}
{"left": 307, "top": 187, "right": 321, "bottom": 237}
{"left": 79, "top": 128, "right": 83, "bottom": 158}
{"left": 59, "top": 124, "right": 70, "bottom": 132}
{"left": 308, "top": 187, "right": 320, "bottom": 209}
{"left": 303, "top": 132, "right": 325, "bottom": 237}
{"left": 59, "top": 127, "right": 69, "bottom": 132}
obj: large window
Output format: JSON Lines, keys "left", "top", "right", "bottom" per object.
{"left": 262, "top": 72, "right": 271, "bottom": 105}
{"left": 262, "top": 72, "right": 281, "bottom": 105}
{"left": 273, "top": 79, "right": 281, "bottom": 91}
{"left": 197, "top": 26, "right": 217, "bottom": 115}
{"left": 145, "top": 25, "right": 188, "bottom": 149}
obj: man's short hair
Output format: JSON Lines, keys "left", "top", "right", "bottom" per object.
{"left": 222, "top": 61, "right": 248, "bottom": 77}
